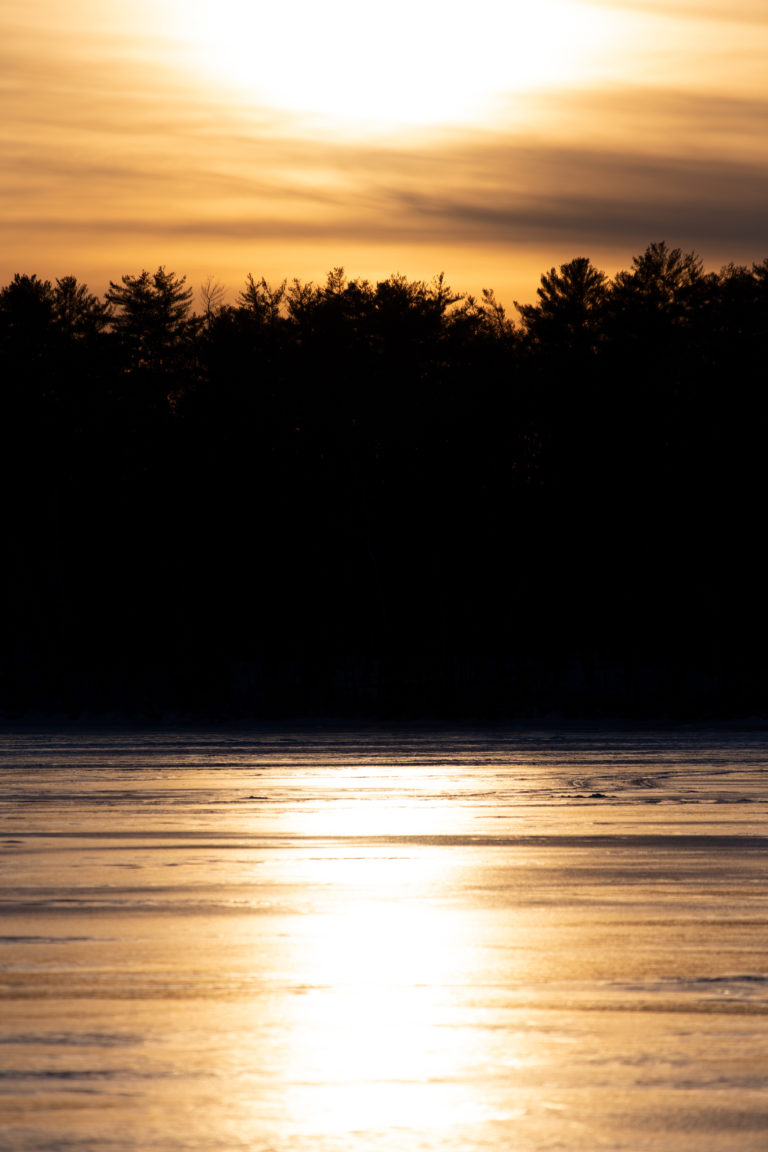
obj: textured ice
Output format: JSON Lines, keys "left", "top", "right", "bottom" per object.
{"left": 1, "top": 728, "right": 767, "bottom": 1151}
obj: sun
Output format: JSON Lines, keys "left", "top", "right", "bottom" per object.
{"left": 174, "top": 0, "right": 613, "bottom": 130}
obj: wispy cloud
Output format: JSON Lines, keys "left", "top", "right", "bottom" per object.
{"left": 594, "top": 0, "right": 768, "bottom": 24}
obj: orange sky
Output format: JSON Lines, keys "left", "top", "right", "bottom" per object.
{"left": 2, "top": 0, "right": 767, "bottom": 309}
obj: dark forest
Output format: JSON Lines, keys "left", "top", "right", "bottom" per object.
{"left": 2, "top": 242, "right": 767, "bottom": 722}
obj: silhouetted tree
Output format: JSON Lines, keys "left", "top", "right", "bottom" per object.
{"left": 238, "top": 274, "right": 286, "bottom": 325}
{"left": 477, "top": 288, "right": 516, "bottom": 341}
{"left": 198, "top": 276, "right": 227, "bottom": 325}
{"left": 106, "top": 266, "right": 193, "bottom": 373}
{"left": 752, "top": 258, "right": 768, "bottom": 336}
{"left": 0, "top": 274, "right": 63, "bottom": 423}
{"left": 609, "top": 241, "right": 706, "bottom": 333}
{"left": 53, "top": 276, "right": 110, "bottom": 340}
{"left": 0, "top": 274, "right": 56, "bottom": 354}
{"left": 516, "top": 256, "right": 608, "bottom": 354}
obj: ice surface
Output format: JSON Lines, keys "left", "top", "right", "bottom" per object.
{"left": 1, "top": 729, "right": 767, "bottom": 1150}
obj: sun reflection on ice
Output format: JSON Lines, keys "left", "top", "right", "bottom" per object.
{"left": 239, "top": 845, "right": 521, "bottom": 1144}
{"left": 279, "top": 901, "right": 492, "bottom": 1138}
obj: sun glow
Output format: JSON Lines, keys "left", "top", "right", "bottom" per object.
{"left": 176, "top": 0, "right": 613, "bottom": 129}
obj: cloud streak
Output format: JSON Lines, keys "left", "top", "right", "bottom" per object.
{"left": 6, "top": 139, "right": 766, "bottom": 261}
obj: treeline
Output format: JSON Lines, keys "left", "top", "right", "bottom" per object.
{"left": 2, "top": 242, "right": 768, "bottom": 721}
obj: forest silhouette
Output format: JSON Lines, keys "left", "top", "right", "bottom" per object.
{"left": 2, "top": 243, "right": 767, "bottom": 721}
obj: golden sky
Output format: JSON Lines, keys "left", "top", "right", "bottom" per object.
{"left": 2, "top": 0, "right": 767, "bottom": 308}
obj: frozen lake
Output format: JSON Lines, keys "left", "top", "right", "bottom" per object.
{"left": 1, "top": 728, "right": 767, "bottom": 1151}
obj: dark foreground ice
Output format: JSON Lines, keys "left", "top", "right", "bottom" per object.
{"left": 0, "top": 729, "right": 767, "bottom": 1151}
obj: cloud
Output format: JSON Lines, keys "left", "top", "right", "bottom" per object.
{"left": 6, "top": 135, "right": 766, "bottom": 263}
{"left": 2, "top": 0, "right": 767, "bottom": 298}
{"left": 593, "top": 0, "right": 768, "bottom": 24}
